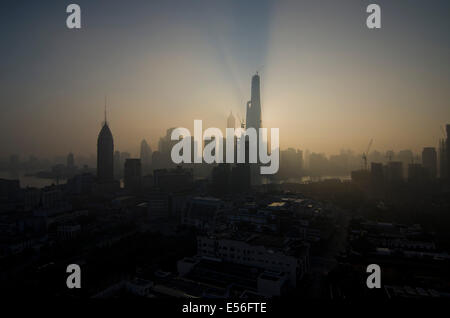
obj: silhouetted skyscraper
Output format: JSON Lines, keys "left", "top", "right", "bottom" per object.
{"left": 422, "top": 147, "right": 437, "bottom": 179}
{"left": 97, "top": 109, "right": 114, "bottom": 182}
{"left": 124, "top": 158, "right": 142, "bottom": 193}
{"left": 227, "top": 111, "right": 236, "bottom": 129}
{"left": 114, "top": 150, "right": 121, "bottom": 178}
{"left": 245, "top": 73, "right": 262, "bottom": 186}
{"left": 140, "top": 139, "right": 152, "bottom": 173}
{"left": 67, "top": 152, "right": 75, "bottom": 168}
{"left": 278, "top": 148, "right": 303, "bottom": 180}
{"left": 246, "top": 73, "right": 262, "bottom": 131}
{"left": 398, "top": 150, "right": 413, "bottom": 178}
{"left": 386, "top": 161, "right": 403, "bottom": 183}
{"left": 408, "top": 163, "right": 428, "bottom": 183}
{"left": 446, "top": 124, "right": 450, "bottom": 179}
{"left": 157, "top": 128, "right": 177, "bottom": 169}
{"left": 439, "top": 139, "right": 446, "bottom": 178}
{"left": 371, "top": 162, "right": 384, "bottom": 183}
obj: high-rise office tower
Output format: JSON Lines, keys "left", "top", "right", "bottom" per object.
{"left": 114, "top": 150, "right": 121, "bottom": 178}
{"left": 446, "top": 124, "right": 450, "bottom": 179}
{"left": 397, "top": 149, "right": 413, "bottom": 178}
{"left": 439, "top": 139, "right": 446, "bottom": 178}
{"left": 422, "top": 147, "right": 437, "bottom": 179}
{"left": 124, "top": 158, "right": 142, "bottom": 193}
{"left": 67, "top": 152, "right": 75, "bottom": 168}
{"left": 408, "top": 163, "right": 427, "bottom": 183}
{"left": 246, "top": 73, "right": 262, "bottom": 131}
{"left": 97, "top": 108, "right": 114, "bottom": 182}
{"left": 371, "top": 162, "right": 384, "bottom": 182}
{"left": 386, "top": 161, "right": 403, "bottom": 183}
{"left": 140, "top": 139, "right": 152, "bottom": 174}
{"left": 245, "top": 73, "right": 263, "bottom": 185}
{"left": 227, "top": 111, "right": 236, "bottom": 129}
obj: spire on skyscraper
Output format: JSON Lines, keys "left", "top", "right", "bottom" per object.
{"left": 227, "top": 111, "right": 236, "bottom": 129}
{"left": 97, "top": 99, "right": 114, "bottom": 182}
{"left": 104, "top": 96, "right": 108, "bottom": 126}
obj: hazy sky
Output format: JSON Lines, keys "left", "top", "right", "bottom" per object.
{"left": 1, "top": 0, "right": 449, "bottom": 158}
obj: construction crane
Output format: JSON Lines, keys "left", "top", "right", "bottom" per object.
{"left": 362, "top": 139, "right": 373, "bottom": 170}
{"left": 386, "top": 151, "right": 393, "bottom": 162}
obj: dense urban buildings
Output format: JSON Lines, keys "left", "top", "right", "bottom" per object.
{"left": 0, "top": 78, "right": 449, "bottom": 303}
{"left": 1, "top": 1, "right": 449, "bottom": 312}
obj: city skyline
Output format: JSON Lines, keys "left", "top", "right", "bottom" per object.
{"left": 1, "top": 109, "right": 446, "bottom": 163}
{"left": 1, "top": 0, "right": 449, "bottom": 157}
{"left": 2, "top": 1, "right": 450, "bottom": 305}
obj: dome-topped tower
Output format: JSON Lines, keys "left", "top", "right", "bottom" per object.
{"left": 97, "top": 104, "right": 114, "bottom": 182}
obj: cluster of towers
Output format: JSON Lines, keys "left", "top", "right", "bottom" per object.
{"left": 97, "top": 73, "right": 265, "bottom": 188}
{"left": 96, "top": 73, "right": 450, "bottom": 191}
